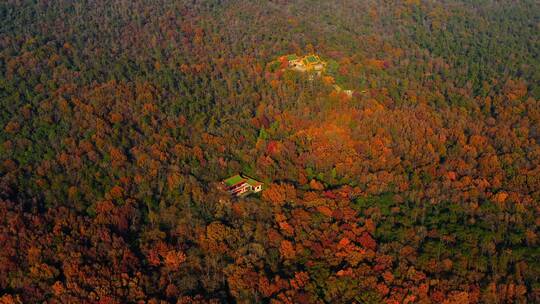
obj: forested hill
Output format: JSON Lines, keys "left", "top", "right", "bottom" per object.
{"left": 1, "top": 0, "right": 539, "bottom": 303}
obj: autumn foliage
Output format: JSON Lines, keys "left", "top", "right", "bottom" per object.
{"left": 0, "top": 0, "right": 539, "bottom": 303}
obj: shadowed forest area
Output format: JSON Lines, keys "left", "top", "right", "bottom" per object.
{"left": 0, "top": 0, "right": 539, "bottom": 303}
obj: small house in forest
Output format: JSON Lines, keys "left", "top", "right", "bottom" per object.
{"left": 334, "top": 84, "right": 354, "bottom": 98}
{"left": 222, "top": 174, "right": 263, "bottom": 197}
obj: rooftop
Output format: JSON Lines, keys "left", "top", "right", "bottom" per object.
{"left": 305, "top": 55, "right": 320, "bottom": 63}
{"left": 246, "top": 178, "right": 263, "bottom": 187}
{"left": 287, "top": 54, "right": 298, "bottom": 61}
{"left": 223, "top": 175, "right": 245, "bottom": 187}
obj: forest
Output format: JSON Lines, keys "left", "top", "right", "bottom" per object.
{"left": 0, "top": 0, "right": 539, "bottom": 303}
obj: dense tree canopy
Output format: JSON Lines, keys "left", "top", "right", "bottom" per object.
{"left": 1, "top": 0, "right": 539, "bottom": 303}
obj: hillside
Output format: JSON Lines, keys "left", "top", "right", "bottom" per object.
{"left": 0, "top": 0, "right": 539, "bottom": 303}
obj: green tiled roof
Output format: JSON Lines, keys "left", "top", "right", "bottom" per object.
{"left": 223, "top": 175, "right": 245, "bottom": 187}
{"left": 287, "top": 54, "right": 298, "bottom": 61}
{"left": 305, "top": 55, "right": 319, "bottom": 63}
{"left": 246, "top": 178, "right": 262, "bottom": 187}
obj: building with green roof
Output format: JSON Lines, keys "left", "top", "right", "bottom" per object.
{"left": 304, "top": 55, "right": 319, "bottom": 63}
{"left": 222, "top": 174, "right": 263, "bottom": 196}
{"left": 287, "top": 54, "right": 298, "bottom": 61}
{"left": 223, "top": 175, "right": 245, "bottom": 187}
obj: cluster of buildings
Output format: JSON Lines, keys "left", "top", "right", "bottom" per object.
{"left": 278, "top": 54, "right": 354, "bottom": 97}
{"left": 281, "top": 54, "right": 326, "bottom": 74}
{"left": 221, "top": 174, "right": 263, "bottom": 197}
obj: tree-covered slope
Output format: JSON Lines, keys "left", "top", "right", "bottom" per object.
{"left": 0, "top": 0, "right": 539, "bottom": 303}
